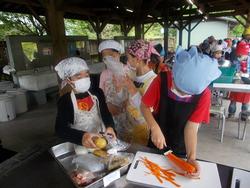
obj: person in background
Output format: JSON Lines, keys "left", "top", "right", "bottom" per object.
{"left": 242, "top": 26, "right": 250, "bottom": 42}
{"left": 141, "top": 46, "right": 221, "bottom": 178}
{"left": 98, "top": 40, "right": 131, "bottom": 141}
{"left": 148, "top": 43, "right": 170, "bottom": 73}
{"left": 223, "top": 38, "right": 232, "bottom": 60}
{"left": 228, "top": 41, "right": 250, "bottom": 118}
{"left": 55, "top": 57, "right": 116, "bottom": 148}
{"left": 199, "top": 39, "right": 211, "bottom": 56}
{"left": 210, "top": 43, "right": 223, "bottom": 61}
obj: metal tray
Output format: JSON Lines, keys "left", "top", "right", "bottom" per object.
{"left": 50, "top": 142, "right": 133, "bottom": 188}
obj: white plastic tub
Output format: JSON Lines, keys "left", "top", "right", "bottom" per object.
{"left": 7, "top": 88, "right": 28, "bottom": 114}
{"left": 0, "top": 94, "right": 16, "bottom": 122}
{"left": 0, "top": 81, "right": 14, "bottom": 90}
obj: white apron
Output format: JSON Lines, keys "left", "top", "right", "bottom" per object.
{"left": 70, "top": 91, "right": 105, "bottom": 133}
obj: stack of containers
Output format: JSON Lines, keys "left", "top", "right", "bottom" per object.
{"left": 0, "top": 81, "right": 28, "bottom": 122}
{"left": 6, "top": 88, "right": 28, "bottom": 114}
{"left": 0, "top": 94, "right": 16, "bottom": 122}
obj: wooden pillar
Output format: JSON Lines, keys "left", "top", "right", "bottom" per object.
{"left": 135, "top": 22, "right": 144, "bottom": 39}
{"left": 179, "top": 29, "right": 183, "bottom": 46}
{"left": 45, "top": 0, "right": 67, "bottom": 65}
{"left": 247, "top": 10, "right": 250, "bottom": 27}
{"left": 163, "top": 21, "right": 169, "bottom": 56}
{"left": 187, "top": 22, "right": 191, "bottom": 49}
{"left": 89, "top": 19, "right": 107, "bottom": 61}
{"left": 121, "top": 22, "right": 133, "bottom": 37}
{"left": 178, "top": 19, "right": 184, "bottom": 46}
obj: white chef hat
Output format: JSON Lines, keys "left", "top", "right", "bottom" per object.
{"left": 98, "top": 40, "right": 123, "bottom": 53}
{"left": 211, "top": 44, "right": 223, "bottom": 53}
{"left": 55, "top": 57, "right": 89, "bottom": 80}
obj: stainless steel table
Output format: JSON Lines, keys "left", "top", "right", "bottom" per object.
{"left": 213, "top": 83, "right": 250, "bottom": 93}
{"left": 0, "top": 141, "right": 239, "bottom": 188}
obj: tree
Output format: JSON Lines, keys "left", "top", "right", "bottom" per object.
{"left": 0, "top": 12, "right": 46, "bottom": 40}
{"left": 64, "top": 19, "right": 96, "bottom": 39}
{"left": 144, "top": 23, "right": 177, "bottom": 39}
{"left": 101, "top": 24, "right": 122, "bottom": 39}
{"left": 230, "top": 16, "right": 246, "bottom": 37}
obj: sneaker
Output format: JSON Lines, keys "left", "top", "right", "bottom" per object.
{"left": 241, "top": 111, "right": 250, "bottom": 121}
{"left": 227, "top": 113, "right": 235, "bottom": 119}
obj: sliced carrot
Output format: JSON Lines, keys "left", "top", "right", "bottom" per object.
{"left": 165, "top": 151, "right": 196, "bottom": 173}
{"left": 140, "top": 157, "right": 181, "bottom": 187}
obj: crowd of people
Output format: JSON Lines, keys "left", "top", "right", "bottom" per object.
{"left": 54, "top": 26, "right": 250, "bottom": 178}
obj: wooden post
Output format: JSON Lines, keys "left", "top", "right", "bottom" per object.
{"left": 187, "top": 21, "right": 191, "bottom": 49}
{"left": 135, "top": 22, "right": 144, "bottom": 39}
{"left": 247, "top": 9, "right": 250, "bottom": 27}
{"left": 121, "top": 22, "right": 133, "bottom": 37}
{"left": 45, "top": 0, "right": 67, "bottom": 65}
{"left": 164, "top": 20, "right": 169, "bottom": 56}
{"left": 88, "top": 19, "right": 107, "bottom": 61}
{"left": 178, "top": 26, "right": 183, "bottom": 46}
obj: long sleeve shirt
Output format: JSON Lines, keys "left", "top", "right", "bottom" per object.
{"left": 55, "top": 88, "right": 115, "bottom": 145}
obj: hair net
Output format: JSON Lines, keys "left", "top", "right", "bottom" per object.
{"left": 55, "top": 57, "right": 89, "bottom": 80}
{"left": 98, "top": 40, "right": 123, "bottom": 53}
{"left": 173, "top": 46, "right": 221, "bottom": 95}
{"left": 211, "top": 43, "right": 223, "bottom": 52}
{"left": 127, "top": 40, "right": 160, "bottom": 61}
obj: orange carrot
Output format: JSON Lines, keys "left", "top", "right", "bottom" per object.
{"left": 140, "top": 157, "right": 181, "bottom": 187}
{"left": 164, "top": 150, "right": 196, "bottom": 173}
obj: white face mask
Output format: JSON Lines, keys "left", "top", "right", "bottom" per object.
{"left": 125, "top": 62, "right": 136, "bottom": 80}
{"left": 73, "top": 77, "right": 91, "bottom": 93}
{"left": 237, "top": 55, "right": 248, "bottom": 62}
{"left": 103, "top": 56, "right": 125, "bottom": 76}
{"left": 127, "top": 62, "right": 137, "bottom": 71}
{"left": 171, "top": 87, "right": 191, "bottom": 98}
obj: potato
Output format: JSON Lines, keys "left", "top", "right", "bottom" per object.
{"left": 93, "top": 137, "right": 107, "bottom": 149}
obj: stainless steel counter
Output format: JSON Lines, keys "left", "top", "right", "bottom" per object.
{"left": 0, "top": 140, "right": 236, "bottom": 188}
{"left": 213, "top": 83, "right": 250, "bottom": 93}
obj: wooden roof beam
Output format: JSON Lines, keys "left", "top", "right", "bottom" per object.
{"left": 2, "top": 0, "right": 41, "bottom": 7}
{"left": 233, "top": 15, "right": 246, "bottom": 26}
{"left": 238, "top": 0, "right": 250, "bottom": 7}
{"left": 209, "top": 9, "right": 247, "bottom": 17}
{"left": 26, "top": 4, "right": 49, "bottom": 33}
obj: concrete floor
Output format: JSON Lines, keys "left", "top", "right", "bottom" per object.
{"left": 0, "top": 99, "right": 250, "bottom": 171}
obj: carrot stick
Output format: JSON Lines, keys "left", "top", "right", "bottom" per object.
{"left": 164, "top": 151, "right": 196, "bottom": 173}
{"left": 140, "top": 157, "right": 181, "bottom": 187}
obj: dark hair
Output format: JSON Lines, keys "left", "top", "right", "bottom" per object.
{"left": 75, "top": 50, "right": 80, "bottom": 56}
{"left": 154, "top": 44, "right": 163, "bottom": 54}
{"left": 111, "top": 49, "right": 119, "bottom": 53}
{"left": 218, "top": 40, "right": 223, "bottom": 45}
{"left": 150, "top": 54, "right": 161, "bottom": 73}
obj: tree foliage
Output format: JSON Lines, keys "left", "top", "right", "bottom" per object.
{"left": 0, "top": 12, "right": 46, "bottom": 40}
{"left": 64, "top": 19, "right": 96, "bottom": 38}
{"left": 230, "top": 16, "right": 246, "bottom": 37}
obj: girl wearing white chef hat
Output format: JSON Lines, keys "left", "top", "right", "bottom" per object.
{"left": 98, "top": 40, "right": 134, "bottom": 142}
{"left": 55, "top": 57, "right": 116, "bottom": 148}
{"left": 141, "top": 46, "right": 221, "bottom": 178}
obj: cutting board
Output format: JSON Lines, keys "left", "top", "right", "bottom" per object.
{"left": 230, "top": 168, "right": 250, "bottom": 188}
{"left": 126, "top": 151, "right": 221, "bottom": 188}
